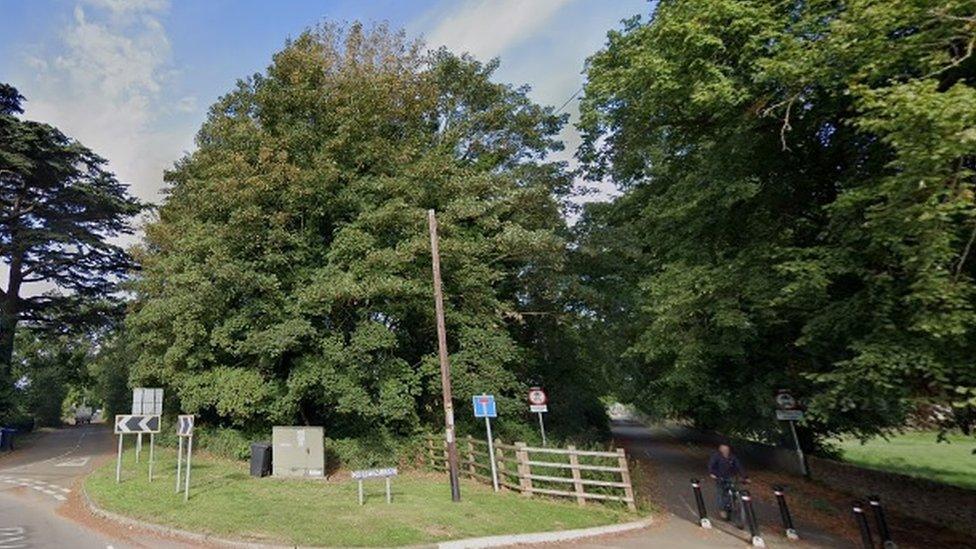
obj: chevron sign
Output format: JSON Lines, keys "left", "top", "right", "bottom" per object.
{"left": 114, "top": 414, "right": 160, "bottom": 434}
{"left": 177, "top": 415, "right": 194, "bottom": 437}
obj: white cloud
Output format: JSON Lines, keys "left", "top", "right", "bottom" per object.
{"left": 82, "top": 0, "right": 170, "bottom": 17}
{"left": 175, "top": 95, "right": 197, "bottom": 113}
{"left": 16, "top": 0, "right": 188, "bottom": 205}
{"left": 422, "top": 0, "right": 575, "bottom": 61}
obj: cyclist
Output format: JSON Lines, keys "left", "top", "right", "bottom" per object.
{"left": 708, "top": 442, "right": 748, "bottom": 520}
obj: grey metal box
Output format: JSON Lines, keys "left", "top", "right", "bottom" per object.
{"left": 272, "top": 426, "right": 324, "bottom": 477}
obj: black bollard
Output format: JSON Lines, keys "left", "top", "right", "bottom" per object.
{"left": 690, "top": 479, "right": 712, "bottom": 529}
{"left": 740, "top": 490, "right": 766, "bottom": 547}
{"left": 868, "top": 495, "right": 897, "bottom": 549}
{"left": 773, "top": 486, "right": 799, "bottom": 540}
{"left": 852, "top": 501, "right": 874, "bottom": 549}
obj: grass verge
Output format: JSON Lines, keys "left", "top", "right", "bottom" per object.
{"left": 85, "top": 449, "right": 638, "bottom": 547}
{"left": 834, "top": 430, "right": 976, "bottom": 490}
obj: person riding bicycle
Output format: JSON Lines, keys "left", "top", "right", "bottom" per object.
{"left": 708, "top": 442, "right": 748, "bottom": 520}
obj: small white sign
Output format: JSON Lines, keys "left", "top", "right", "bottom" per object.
{"left": 776, "top": 409, "right": 804, "bottom": 421}
{"left": 530, "top": 404, "right": 548, "bottom": 413}
{"left": 528, "top": 387, "right": 548, "bottom": 406}
{"left": 351, "top": 467, "right": 398, "bottom": 480}
{"left": 177, "top": 415, "right": 194, "bottom": 437}
{"left": 131, "top": 388, "right": 163, "bottom": 415}
{"left": 775, "top": 390, "right": 797, "bottom": 410}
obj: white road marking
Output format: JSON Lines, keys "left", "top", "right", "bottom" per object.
{"left": 0, "top": 526, "right": 27, "bottom": 549}
{"left": 1, "top": 476, "right": 71, "bottom": 502}
{"left": 55, "top": 457, "right": 89, "bottom": 467}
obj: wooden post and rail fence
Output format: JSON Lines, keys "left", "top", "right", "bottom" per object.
{"left": 425, "top": 434, "right": 636, "bottom": 511}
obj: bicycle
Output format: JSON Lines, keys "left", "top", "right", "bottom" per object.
{"left": 718, "top": 477, "right": 749, "bottom": 529}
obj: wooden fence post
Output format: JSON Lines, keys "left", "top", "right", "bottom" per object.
{"left": 494, "top": 439, "right": 506, "bottom": 489}
{"left": 568, "top": 445, "right": 585, "bottom": 506}
{"left": 617, "top": 448, "right": 636, "bottom": 511}
{"left": 515, "top": 442, "right": 532, "bottom": 497}
{"left": 466, "top": 435, "right": 476, "bottom": 477}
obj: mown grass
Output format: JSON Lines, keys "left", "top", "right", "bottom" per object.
{"left": 834, "top": 431, "right": 976, "bottom": 490}
{"left": 86, "top": 448, "right": 638, "bottom": 547}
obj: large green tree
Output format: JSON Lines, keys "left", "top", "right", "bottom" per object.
{"left": 128, "top": 23, "right": 601, "bottom": 440}
{"left": 0, "top": 84, "right": 141, "bottom": 418}
{"left": 578, "top": 0, "right": 976, "bottom": 442}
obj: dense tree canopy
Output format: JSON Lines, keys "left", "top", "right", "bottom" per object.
{"left": 578, "top": 0, "right": 976, "bottom": 442}
{"left": 0, "top": 84, "right": 140, "bottom": 420}
{"left": 128, "top": 23, "right": 605, "bottom": 440}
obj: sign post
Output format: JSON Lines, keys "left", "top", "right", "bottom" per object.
{"left": 175, "top": 415, "right": 194, "bottom": 501}
{"left": 775, "top": 390, "right": 807, "bottom": 476}
{"left": 528, "top": 387, "right": 548, "bottom": 446}
{"left": 351, "top": 468, "right": 398, "bottom": 505}
{"left": 113, "top": 414, "right": 161, "bottom": 483}
{"left": 472, "top": 394, "right": 499, "bottom": 491}
{"left": 176, "top": 433, "right": 183, "bottom": 493}
{"left": 428, "top": 210, "right": 461, "bottom": 502}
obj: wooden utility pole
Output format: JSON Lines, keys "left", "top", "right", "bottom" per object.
{"left": 428, "top": 209, "right": 461, "bottom": 502}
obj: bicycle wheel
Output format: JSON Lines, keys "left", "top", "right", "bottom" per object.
{"left": 732, "top": 495, "right": 745, "bottom": 530}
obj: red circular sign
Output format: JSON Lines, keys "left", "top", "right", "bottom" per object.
{"left": 528, "top": 387, "right": 547, "bottom": 405}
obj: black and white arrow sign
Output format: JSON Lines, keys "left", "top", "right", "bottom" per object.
{"left": 177, "top": 415, "right": 194, "bottom": 437}
{"left": 114, "top": 414, "right": 160, "bottom": 434}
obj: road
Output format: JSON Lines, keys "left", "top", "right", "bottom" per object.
{"left": 0, "top": 424, "right": 190, "bottom": 549}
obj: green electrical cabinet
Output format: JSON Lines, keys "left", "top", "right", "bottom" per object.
{"left": 272, "top": 426, "right": 325, "bottom": 477}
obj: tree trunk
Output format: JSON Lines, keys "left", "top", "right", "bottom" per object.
{"left": 0, "top": 253, "right": 23, "bottom": 381}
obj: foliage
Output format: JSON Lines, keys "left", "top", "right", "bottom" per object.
{"left": 578, "top": 0, "right": 976, "bottom": 443}
{"left": 8, "top": 329, "right": 92, "bottom": 426}
{"left": 127, "top": 23, "right": 605, "bottom": 440}
{"left": 0, "top": 83, "right": 141, "bottom": 414}
{"left": 87, "top": 333, "right": 132, "bottom": 418}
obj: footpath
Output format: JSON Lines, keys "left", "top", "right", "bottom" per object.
{"left": 553, "top": 421, "right": 972, "bottom": 549}
{"left": 553, "top": 422, "right": 849, "bottom": 549}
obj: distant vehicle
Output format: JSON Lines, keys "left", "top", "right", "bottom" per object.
{"left": 74, "top": 405, "right": 93, "bottom": 425}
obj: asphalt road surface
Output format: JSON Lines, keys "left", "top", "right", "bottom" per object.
{"left": 0, "top": 424, "right": 189, "bottom": 549}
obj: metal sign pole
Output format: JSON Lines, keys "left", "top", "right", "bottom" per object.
{"left": 485, "top": 416, "right": 499, "bottom": 491}
{"left": 537, "top": 412, "right": 547, "bottom": 446}
{"left": 183, "top": 434, "right": 193, "bottom": 502}
{"left": 429, "top": 209, "right": 461, "bottom": 502}
{"left": 176, "top": 435, "right": 184, "bottom": 493}
{"left": 148, "top": 433, "right": 155, "bottom": 482}
{"left": 788, "top": 421, "right": 808, "bottom": 476}
{"left": 115, "top": 434, "right": 123, "bottom": 483}
{"left": 136, "top": 433, "right": 142, "bottom": 462}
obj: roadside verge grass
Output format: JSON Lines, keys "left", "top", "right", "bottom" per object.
{"left": 85, "top": 449, "right": 638, "bottom": 547}
{"left": 834, "top": 431, "right": 976, "bottom": 490}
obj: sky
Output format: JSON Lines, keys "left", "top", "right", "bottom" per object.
{"left": 1, "top": 0, "right": 650, "bottom": 206}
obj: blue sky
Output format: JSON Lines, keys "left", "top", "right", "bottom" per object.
{"left": 0, "top": 0, "right": 650, "bottom": 205}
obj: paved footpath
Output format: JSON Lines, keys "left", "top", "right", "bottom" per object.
{"left": 0, "top": 424, "right": 192, "bottom": 549}
{"left": 552, "top": 422, "right": 855, "bottom": 549}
